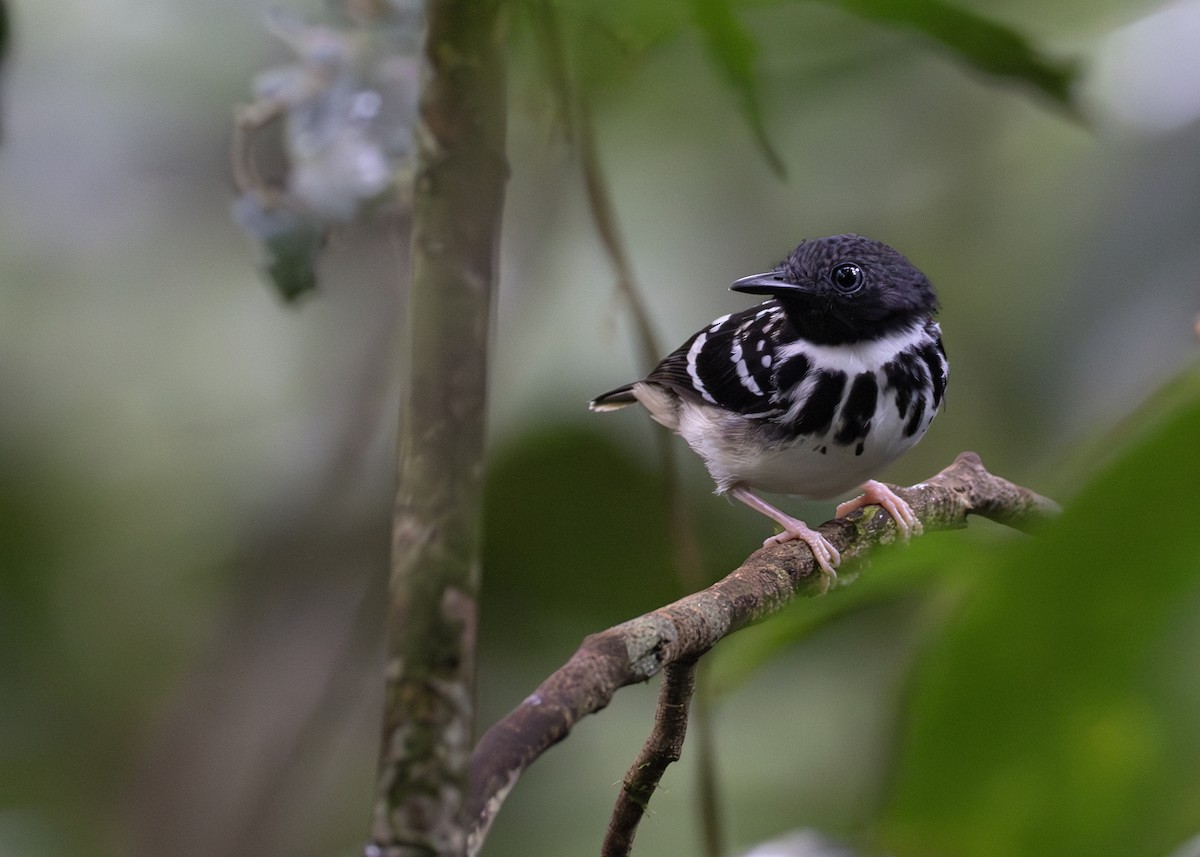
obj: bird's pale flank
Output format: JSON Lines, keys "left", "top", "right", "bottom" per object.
{"left": 590, "top": 233, "right": 948, "bottom": 577}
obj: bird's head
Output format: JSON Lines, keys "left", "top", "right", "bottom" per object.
{"left": 730, "top": 234, "right": 938, "bottom": 344}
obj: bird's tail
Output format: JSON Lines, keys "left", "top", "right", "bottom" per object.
{"left": 588, "top": 384, "right": 638, "bottom": 412}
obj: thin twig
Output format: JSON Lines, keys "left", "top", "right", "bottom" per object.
{"left": 691, "top": 662, "right": 724, "bottom": 857}
{"left": 603, "top": 660, "right": 700, "bottom": 857}
{"left": 579, "top": 80, "right": 722, "bottom": 857}
{"left": 577, "top": 99, "right": 663, "bottom": 373}
{"left": 563, "top": 12, "right": 721, "bottom": 851}
{"left": 576, "top": 94, "right": 710, "bottom": 597}
{"left": 465, "top": 452, "right": 1059, "bottom": 854}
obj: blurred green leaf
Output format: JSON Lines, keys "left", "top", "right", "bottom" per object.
{"left": 260, "top": 226, "right": 321, "bottom": 301}
{"left": 482, "top": 424, "right": 759, "bottom": 649}
{"left": 232, "top": 193, "right": 323, "bottom": 302}
{"left": 482, "top": 425, "right": 677, "bottom": 643}
{"left": 881, "top": 364, "right": 1200, "bottom": 857}
{"left": 526, "top": 0, "right": 1076, "bottom": 172}
{"left": 820, "top": 0, "right": 1078, "bottom": 109}
{"left": 707, "top": 527, "right": 985, "bottom": 698}
{"left": 543, "top": 0, "right": 689, "bottom": 97}
{"left": 690, "top": 0, "right": 787, "bottom": 176}
{"left": 1054, "top": 366, "right": 1200, "bottom": 496}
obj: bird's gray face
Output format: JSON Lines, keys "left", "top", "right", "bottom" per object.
{"left": 730, "top": 233, "right": 938, "bottom": 344}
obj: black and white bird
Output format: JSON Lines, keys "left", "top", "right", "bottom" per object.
{"left": 589, "top": 234, "right": 948, "bottom": 577}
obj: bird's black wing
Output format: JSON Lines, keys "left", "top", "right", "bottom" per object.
{"left": 645, "top": 302, "right": 786, "bottom": 418}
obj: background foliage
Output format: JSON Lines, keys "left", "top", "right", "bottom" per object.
{"left": 2, "top": 1, "right": 1200, "bottom": 856}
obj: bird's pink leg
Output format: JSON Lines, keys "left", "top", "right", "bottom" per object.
{"left": 729, "top": 484, "right": 840, "bottom": 577}
{"left": 836, "top": 479, "right": 921, "bottom": 539}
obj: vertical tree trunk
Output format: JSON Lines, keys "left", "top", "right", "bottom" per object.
{"left": 371, "top": 1, "right": 508, "bottom": 854}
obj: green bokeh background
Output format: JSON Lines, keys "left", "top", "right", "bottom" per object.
{"left": 2, "top": 1, "right": 1200, "bottom": 856}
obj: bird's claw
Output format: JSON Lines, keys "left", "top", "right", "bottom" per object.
{"left": 728, "top": 484, "right": 840, "bottom": 585}
{"left": 836, "top": 479, "right": 922, "bottom": 540}
{"left": 764, "top": 526, "right": 840, "bottom": 583}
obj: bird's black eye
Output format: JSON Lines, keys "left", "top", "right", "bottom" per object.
{"left": 831, "top": 263, "right": 864, "bottom": 294}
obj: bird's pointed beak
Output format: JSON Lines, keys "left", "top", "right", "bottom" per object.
{"left": 730, "top": 270, "right": 815, "bottom": 296}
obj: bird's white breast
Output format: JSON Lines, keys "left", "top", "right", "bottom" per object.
{"left": 671, "top": 393, "right": 929, "bottom": 499}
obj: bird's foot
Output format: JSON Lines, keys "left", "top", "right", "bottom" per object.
{"left": 729, "top": 484, "right": 841, "bottom": 582}
{"left": 836, "top": 479, "right": 922, "bottom": 539}
{"left": 763, "top": 522, "right": 841, "bottom": 580}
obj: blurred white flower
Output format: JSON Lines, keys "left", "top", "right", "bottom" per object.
{"left": 736, "top": 829, "right": 859, "bottom": 857}
{"left": 234, "top": 5, "right": 423, "bottom": 297}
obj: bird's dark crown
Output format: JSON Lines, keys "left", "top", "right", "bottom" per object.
{"left": 734, "top": 233, "right": 938, "bottom": 345}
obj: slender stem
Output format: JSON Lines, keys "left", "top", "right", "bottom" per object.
{"left": 577, "top": 96, "right": 664, "bottom": 374}
{"left": 692, "top": 664, "right": 724, "bottom": 857}
{"left": 575, "top": 57, "right": 720, "bottom": 854}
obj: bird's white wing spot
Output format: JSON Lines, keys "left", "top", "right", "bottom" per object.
{"left": 708, "top": 313, "right": 732, "bottom": 334}
{"left": 686, "top": 332, "right": 718, "bottom": 404}
{"left": 730, "top": 336, "right": 764, "bottom": 396}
